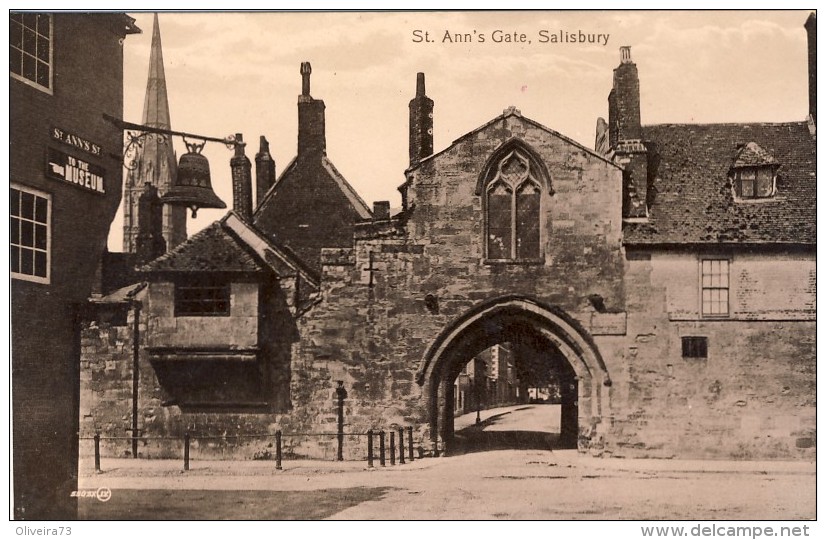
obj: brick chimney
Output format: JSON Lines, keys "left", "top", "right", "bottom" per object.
{"left": 135, "top": 182, "right": 166, "bottom": 265}
{"left": 409, "top": 72, "right": 434, "bottom": 167}
{"left": 297, "top": 62, "right": 326, "bottom": 158}
{"left": 255, "top": 135, "right": 276, "bottom": 209}
{"left": 608, "top": 47, "right": 649, "bottom": 219}
{"left": 608, "top": 46, "right": 642, "bottom": 147}
{"left": 805, "top": 13, "right": 816, "bottom": 125}
{"left": 230, "top": 134, "right": 253, "bottom": 221}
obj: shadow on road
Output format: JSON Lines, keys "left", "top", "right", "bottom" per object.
{"left": 450, "top": 410, "right": 561, "bottom": 455}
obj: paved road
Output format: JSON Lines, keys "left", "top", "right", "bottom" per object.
{"left": 78, "top": 444, "right": 815, "bottom": 520}
{"left": 454, "top": 403, "right": 560, "bottom": 431}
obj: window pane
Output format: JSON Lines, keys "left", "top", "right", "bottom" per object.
{"left": 10, "top": 246, "right": 19, "bottom": 273}
{"left": 487, "top": 185, "right": 512, "bottom": 259}
{"left": 35, "top": 196, "right": 47, "bottom": 223}
{"left": 36, "top": 60, "right": 49, "bottom": 88}
{"left": 10, "top": 45, "right": 22, "bottom": 75}
{"left": 756, "top": 168, "right": 773, "bottom": 197}
{"left": 34, "top": 251, "right": 47, "bottom": 277}
{"left": 23, "top": 26, "right": 35, "bottom": 54}
{"left": 19, "top": 191, "right": 34, "bottom": 219}
{"left": 741, "top": 178, "right": 755, "bottom": 197}
{"left": 22, "top": 52, "right": 36, "bottom": 82}
{"left": 10, "top": 218, "right": 19, "bottom": 245}
{"left": 22, "top": 13, "right": 36, "bottom": 30}
{"left": 36, "top": 14, "right": 50, "bottom": 37}
{"left": 10, "top": 188, "right": 20, "bottom": 216}
{"left": 516, "top": 182, "right": 540, "bottom": 259}
{"left": 10, "top": 19, "right": 22, "bottom": 48}
{"left": 20, "top": 220, "right": 33, "bottom": 247}
{"left": 36, "top": 34, "right": 48, "bottom": 62}
{"left": 20, "top": 247, "right": 34, "bottom": 275}
{"left": 34, "top": 223, "right": 47, "bottom": 249}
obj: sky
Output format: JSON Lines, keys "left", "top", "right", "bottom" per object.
{"left": 109, "top": 9, "right": 813, "bottom": 250}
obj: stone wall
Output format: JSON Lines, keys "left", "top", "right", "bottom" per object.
{"left": 283, "top": 113, "right": 626, "bottom": 458}
{"left": 610, "top": 248, "right": 816, "bottom": 459}
{"left": 80, "top": 276, "right": 308, "bottom": 461}
{"left": 81, "top": 113, "right": 816, "bottom": 462}
{"left": 145, "top": 281, "right": 259, "bottom": 349}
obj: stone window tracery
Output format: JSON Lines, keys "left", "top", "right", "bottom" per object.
{"left": 485, "top": 150, "right": 542, "bottom": 261}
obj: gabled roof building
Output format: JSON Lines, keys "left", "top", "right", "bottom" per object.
{"left": 81, "top": 14, "right": 815, "bottom": 462}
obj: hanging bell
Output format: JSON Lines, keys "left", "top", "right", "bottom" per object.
{"left": 161, "top": 140, "right": 227, "bottom": 218}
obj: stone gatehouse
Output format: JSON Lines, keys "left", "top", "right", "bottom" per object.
{"left": 82, "top": 15, "right": 816, "bottom": 461}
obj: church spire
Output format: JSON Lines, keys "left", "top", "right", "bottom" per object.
{"left": 142, "top": 13, "right": 171, "bottom": 129}
{"left": 123, "top": 13, "right": 186, "bottom": 253}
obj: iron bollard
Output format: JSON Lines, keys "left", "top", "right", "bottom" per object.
{"left": 275, "top": 430, "right": 283, "bottom": 470}
{"left": 398, "top": 427, "right": 405, "bottom": 464}
{"left": 94, "top": 432, "right": 101, "bottom": 473}
{"left": 335, "top": 381, "right": 347, "bottom": 461}
{"left": 379, "top": 430, "right": 386, "bottom": 467}
{"left": 407, "top": 426, "right": 414, "bottom": 462}
{"left": 367, "top": 429, "right": 374, "bottom": 468}
{"left": 184, "top": 431, "right": 190, "bottom": 471}
{"left": 390, "top": 431, "right": 396, "bottom": 466}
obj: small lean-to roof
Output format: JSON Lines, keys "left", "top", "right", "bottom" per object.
{"left": 624, "top": 122, "right": 816, "bottom": 246}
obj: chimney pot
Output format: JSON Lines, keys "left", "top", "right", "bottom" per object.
{"left": 620, "top": 46, "right": 632, "bottom": 63}
{"left": 416, "top": 72, "right": 426, "bottom": 97}
{"left": 233, "top": 133, "right": 246, "bottom": 157}
{"left": 297, "top": 63, "right": 326, "bottom": 157}
{"left": 255, "top": 135, "right": 276, "bottom": 209}
{"left": 300, "top": 61, "right": 312, "bottom": 96}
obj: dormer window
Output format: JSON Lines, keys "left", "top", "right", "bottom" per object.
{"left": 730, "top": 142, "right": 779, "bottom": 201}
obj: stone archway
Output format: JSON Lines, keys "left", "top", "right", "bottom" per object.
{"left": 417, "top": 295, "right": 610, "bottom": 455}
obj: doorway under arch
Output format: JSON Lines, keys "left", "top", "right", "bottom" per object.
{"left": 417, "top": 295, "right": 611, "bottom": 455}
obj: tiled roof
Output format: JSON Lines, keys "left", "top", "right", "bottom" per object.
{"left": 139, "top": 221, "right": 265, "bottom": 273}
{"left": 732, "top": 142, "right": 778, "bottom": 168}
{"left": 624, "top": 122, "right": 816, "bottom": 245}
{"left": 255, "top": 156, "right": 373, "bottom": 220}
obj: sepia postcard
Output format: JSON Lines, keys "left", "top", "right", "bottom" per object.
{"left": 8, "top": 8, "right": 817, "bottom": 531}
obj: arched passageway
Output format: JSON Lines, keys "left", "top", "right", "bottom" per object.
{"left": 417, "top": 296, "right": 610, "bottom": 455}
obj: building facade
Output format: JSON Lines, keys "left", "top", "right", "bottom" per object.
{"left": 80, "top": 15, "right": 815, "bottom": 462}
{"left": 10, "top": 12, "right": 139, "bottom": 519}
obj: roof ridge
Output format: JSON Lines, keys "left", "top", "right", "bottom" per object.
{"left": 253, "top": 156, "right": 297, "bottom": 219}
{"left": 320, "top": 156, "right": 373, "bottom": 219}
{"left": 644, "top": 120, "right": 807, "bottom": 128}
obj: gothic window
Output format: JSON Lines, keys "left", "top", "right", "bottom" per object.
{"left": 10, "top": 13, "right": 52, "bottom": 92}
{"left": 485, "top": 150, "right": 542, "bottom": 261}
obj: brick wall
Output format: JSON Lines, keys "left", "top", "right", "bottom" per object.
{"left": 11, "top": 13, "right": 131, "bottom": 519}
